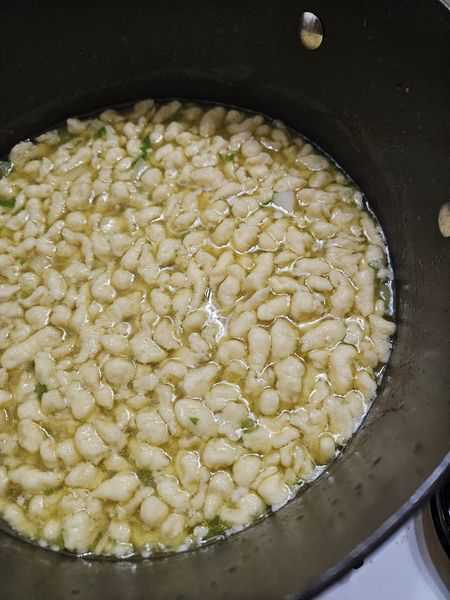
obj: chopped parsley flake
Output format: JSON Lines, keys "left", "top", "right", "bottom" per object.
{"left": 241, "top": 418, "right": 257, "bottom": 431}
{"left": 0, "top": 197, "right": 15, "bottom": 209}
{"left": 35, "top": 383, "right": 48, "bottom": 400}
{"left": 140, "top": 136, "right": 152, "bottom": 160}
{"left": 222, "top": 151, "right": 237, "bottom": 162}
{"left": 95, "top": 126, "right": 107, "bottom": 139}
{"left": 204, "top": 516, "right": 228, "bottom": 540}
{"left": 189, "top": 416, "right": 199, "bottom": 425}
{"left": 136, "top": 470, "right": 155, "bottom": 487}
{"left": 131, "top": 135, "right": 152, "bottom": 166}
{"left": 58, "top": 128, "right": 73, "bottom": 143}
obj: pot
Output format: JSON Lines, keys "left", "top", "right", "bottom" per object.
{"left": 0, "top": 1, "right": 449, "bottom": 598}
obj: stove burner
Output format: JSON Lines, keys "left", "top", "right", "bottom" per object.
{"left": 430, "top": 473, "right": 450, "bottom": 559}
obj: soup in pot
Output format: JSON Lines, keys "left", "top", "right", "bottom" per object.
{"left": 0, "top": 100, "right": 395, "bottom": 557}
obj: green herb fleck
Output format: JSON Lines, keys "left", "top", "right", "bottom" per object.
{"left": 58, "top": 128, "right": 73, "bottom": 143}
{"left": 131, "top": 135, "right": 152, "bottom": 166}
{"left": 0, "top": 197, "right": 15, "bottom": 209}
{"left": 222, "top": 151, "right": 237, "bottom": 162}
{"left": 140, "top": 135, "right": 152, "bottom": 160}
{"left": 95, "top": 126, "right": 107, "bottom": 139}
{"left": 189, "top": 416, "right": 199, "bottom": 425}
{"left": 259, "top": 196, "right": 273, "bottom": 207}
{"left": 35, "top": 383, "right": 48, "bottom": 400}
{"left": 204, "top": 516, "right": 228, "bottom": 540}
{"left": 136, "top": 469, "right": 155, "bottom": 487}
{"left": 0, "top": 161, "right": 13, "bottom": 178}
{"left": 241, "top": 417, "right": 257, "bottom": 432}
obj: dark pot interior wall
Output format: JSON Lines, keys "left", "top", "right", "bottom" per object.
{"left": 0, "top": 1, "right": 449, "bottom": 599}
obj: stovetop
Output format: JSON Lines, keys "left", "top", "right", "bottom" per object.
{"left": 318, "top": 500, "right": 450, "bottom": 599}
